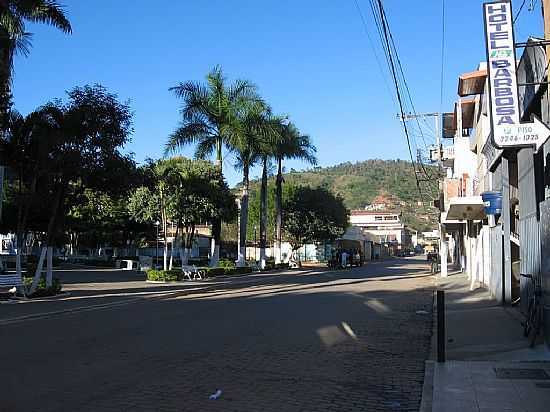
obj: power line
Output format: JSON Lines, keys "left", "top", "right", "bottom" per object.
{"left": 352, "top": 0, "right": 398, "bottom": 109}
{"left": 513, "top": 0, "right": 528, "bottom": 24}
{"left": 379, "top": 4, "right": 435, "bottom": 182}
{"left": 374, "top": 0, "right": 423, "bottom": 200}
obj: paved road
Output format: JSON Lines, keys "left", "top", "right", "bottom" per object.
{"left": 0, "top": 258, "right": 434, "bottom": 412}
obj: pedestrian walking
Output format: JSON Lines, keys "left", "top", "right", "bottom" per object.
{"left": 341, "top": 250, "right": 348, "bottom": 268}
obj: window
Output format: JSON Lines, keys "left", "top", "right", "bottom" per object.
{"left": 375, "top": 216, "right": 383, "bottom": 221}
{"left": 384, "top": 216, "right": 398, "bottom": 221}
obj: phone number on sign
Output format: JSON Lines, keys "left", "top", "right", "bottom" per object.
{"left": 499, "top": 134, "right": 539, "bottom": 143}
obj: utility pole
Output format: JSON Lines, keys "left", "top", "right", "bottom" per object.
{"left": 397, "top": 112, "right": 443, "bottom": 164}
{"left": 398, "top": 111, "right": 447, "bottom": 276}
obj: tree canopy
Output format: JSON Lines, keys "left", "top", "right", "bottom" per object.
{"left": 283, "top": 186, "right": 348, "bottom": 251}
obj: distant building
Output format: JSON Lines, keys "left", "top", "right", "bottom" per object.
{"left": 350, "top": 209, "right": 406, "bottom": 247}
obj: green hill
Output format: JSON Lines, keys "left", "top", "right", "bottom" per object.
{"left": 250, "top": 159, "right": 440, "bottom": 232}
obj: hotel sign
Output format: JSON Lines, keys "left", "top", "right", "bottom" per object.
{"left": 483, "top": 0, "right": 550, "bottom": 152}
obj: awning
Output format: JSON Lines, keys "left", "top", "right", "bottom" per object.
{"left": 453, "top": 97, "right": 476, "bottom": 129}
{"left": 442, "top": 112, "right": 456, "bottom": 138}
{"left": 446, "top": 196, "right": 486, "bottom": 221}
{"left": 458, "top": 69, "right": 487, "bottom": 97}
{"left": 441, "top": 212, "right": 463, "bottom": 233}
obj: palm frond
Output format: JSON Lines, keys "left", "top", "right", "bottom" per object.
{"left": 18, "top": 0, "right": 72, "bottom": 33}
{"left": 165, "top": 122, "right": 213, "bottom": 156}
{"left": 194, "top": 137, "right": 216, "bottom": 160}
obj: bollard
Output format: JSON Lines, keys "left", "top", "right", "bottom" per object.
{"left": 437, "top": 290, "right": 445, "bottom": 363}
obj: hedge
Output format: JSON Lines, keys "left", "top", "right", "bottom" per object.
{"left": 200, "top": 266, "right": 253, "bottom": 277}
{"left": 146, "top": 266, "right": 254, "bottom": 281}
{"left": 22, "top": 277, "right": 63, "bottom": 298}
{"left": 146, "top": 269, "right": 182, "bottom": 282}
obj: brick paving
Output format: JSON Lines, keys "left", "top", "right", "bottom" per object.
{"left": 0, "top": 258, "right": 433, "bottom": 412}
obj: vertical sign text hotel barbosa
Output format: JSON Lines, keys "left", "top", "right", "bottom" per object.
{"left": 485, "top": 1, "right": 518, "bottom": 128}
{"left": 484, "top": 1, "right": 550, "bottom": 151}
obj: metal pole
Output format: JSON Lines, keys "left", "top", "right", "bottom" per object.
{"left": 437, "top": 290, "right": 446, "bottom": 362}
{"left": 156, "top": 224, "right": 159, "bottom": 269}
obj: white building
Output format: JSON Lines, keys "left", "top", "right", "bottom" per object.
{"left": 350, "top": 209, "right": 406, "bottom": 246}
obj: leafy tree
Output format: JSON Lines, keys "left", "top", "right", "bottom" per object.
{"left": 0, "top": 106, "right": 62, "bottom": 279}
{"left": 127, "top": 158, "right": 180, "bottom": 270}
{"left": 169, "top": 158, "right": 237, "bottom": 267}
{"left": 128, "top": 157, "right": 237, "bottom": 270}
{"left": 27, "top": 85, "right": 133, "bottom": 292}
{"left": 284, "top": 186, "right": 348, "bottom": 258}
{"left": 0, "top": 0, "right": 71, "bottom": 131}
{"left": 166, "top": 66, "right": 258, "bottom": 267}
{"left": 67, "top": 187, "right": 148, "bottom": 257}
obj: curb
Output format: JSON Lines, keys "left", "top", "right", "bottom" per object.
{"left": 420, "top": 276, "right": 437, "bottom": 412}
{"left": 419, "top": 360, "right": 434, "bottom": 412}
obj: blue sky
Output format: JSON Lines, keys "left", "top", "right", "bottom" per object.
{"left": 12, "top": 0, "right": 543, "bottom": 186}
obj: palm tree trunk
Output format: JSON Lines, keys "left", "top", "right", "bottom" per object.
{"left": 169, "top": 224, "right": 179, "bottom": 270}
{"left": 0, "top": 43, "right": 12, "bottom": 134}
{"left": 275, "top": 157, "right": 283, "bottom": 264}
{"left": 209, "top": 138, "right": 223, "bottom": 267}
{"left": 0, "top": 46, "right": 8, "bottom": 273}
{"left": 237, "top": 163, "right": 250, "bottom": 267}
{"left": 259, "top": 157, "right": 268, "bottom": 269}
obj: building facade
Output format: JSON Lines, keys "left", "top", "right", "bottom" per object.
{"left": 437, "top": 30, "right": 550, "bottom": 346}
{"left": 350, "top": 209, "right": 409, "bottom": 249}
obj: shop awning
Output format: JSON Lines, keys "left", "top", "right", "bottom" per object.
{"left": 446, "top": 196, "right": 486, "bottom": 221}
{"left": 453, "top": 97, "right": 476, "bottom": 130}
{"left": 458, "top": 69, "right": 487, "bottom": 97}
{"left": 442, "top": 112, "right": 455, "bottom": 138}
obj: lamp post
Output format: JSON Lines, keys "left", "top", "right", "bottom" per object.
{"left": 154, "top": 221, "right": 160, "bottom": 269}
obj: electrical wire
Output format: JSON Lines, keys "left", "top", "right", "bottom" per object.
{"left": 373, "top": 0, "right": 423, "bottom": 201}
{"left": 513, "top": 0, "right": 528, "bottom": 24}
{"left": 352, "top": 0, "right": 398, "bottom": 110}
{"left": 378, "top": 3, "right": 436, "bottom": 182}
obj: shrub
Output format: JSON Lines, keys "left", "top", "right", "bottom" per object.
{"left": 146, "top": 269, "right": 182, "bottom": 282}
{"left": 275, "top": 263, "right": 290, "bottom": 270}
{"left": 200, "top": 266, "right": 253, "bottom": 277}
{"left": 263, "top": 262, "right": 275, "bottom": 271}
{"left": 218, "top": 259, "right": 236, "bottom": 269}
{"left": 22, "top": 277, "right": 62, "bottom": 298}
{"left": 225, "top": 267, "right": 253, "bottom": 276}
{"left": 202, "top": 267, "right": 225, "bottom": 277}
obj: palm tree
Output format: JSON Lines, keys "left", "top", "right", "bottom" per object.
{"left": 231, "top": 101, "right": 272, "bottom": 267}
{"left": 166, "top": 66, "right": 257, "bottom": 267}
{"left": 0, "top": 0, "right": 72, "bottom": 130}
{"left": 257, "top": 115, "right": 283, "bottom": 269}
{"left": 273, "top": 122, "right": 316, "bottom": 263}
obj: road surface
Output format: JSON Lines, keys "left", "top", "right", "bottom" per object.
{"left": 0, "top": 257, "right": 433, "bottom": 412}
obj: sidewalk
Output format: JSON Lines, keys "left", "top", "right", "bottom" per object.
{"left": 422, "top": 272, "right": 550, "bottom": 412}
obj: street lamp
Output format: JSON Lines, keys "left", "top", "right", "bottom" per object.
{"left": 154, "top": 220, "right": 160, "bottom": 269}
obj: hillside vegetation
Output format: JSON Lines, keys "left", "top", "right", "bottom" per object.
{"left": 249, "top": 159, "right": 439, "bottom": 232}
